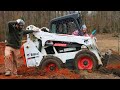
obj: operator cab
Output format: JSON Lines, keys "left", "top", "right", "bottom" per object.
{"left": 49, "top": 13, "right": 83, "bottom": 35}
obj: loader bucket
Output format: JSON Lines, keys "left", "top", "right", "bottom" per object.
{"left": 98, "top": 49, "right": 120, "bottom": 77}
{"left": 102, "top": 49, "right": 112, "bottom": 67}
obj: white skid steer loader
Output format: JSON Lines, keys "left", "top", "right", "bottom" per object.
{"left": 20, "top": 13, "right": 109, "bottom": 72}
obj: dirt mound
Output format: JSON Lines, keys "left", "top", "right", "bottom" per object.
{"left": 17, "top": 65, "right": 81, "bottom": 79}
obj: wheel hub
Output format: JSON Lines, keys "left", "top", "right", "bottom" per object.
{"left": 46, "top": 63, "right": 57, "bottom": 72}
{"left": 50, "top": 66, "right": 55, "bottom": 71}
{"left": 78, "top": 56, "right": 93, "bottom": 70}
{"left": 83, "top": 60, "right": 88, "bottom": 66}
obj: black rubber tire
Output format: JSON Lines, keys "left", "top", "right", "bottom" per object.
{"left": 39, "top": 55, "right": 64, "bottom": 72}
{"left": 74, "top": 50, "right": 98, "bottom": 71}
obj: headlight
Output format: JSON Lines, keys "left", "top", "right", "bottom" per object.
{"left": 81, "top": 45, "right": 87, "bottom": 49}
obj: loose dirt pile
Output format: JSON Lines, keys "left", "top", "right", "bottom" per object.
{"left": 17, "top": 65, "right": 81, "bottom": 79}
{"left": 0, "top": 64, "right": 81, "bottom": 79}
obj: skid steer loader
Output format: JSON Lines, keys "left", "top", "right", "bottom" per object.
{"left": 20, "top": 13, "right": 110, "bottom": 72}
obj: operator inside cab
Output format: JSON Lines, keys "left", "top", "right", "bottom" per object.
{"left": 81, "top": 24, "right": 89, "bottom": 37}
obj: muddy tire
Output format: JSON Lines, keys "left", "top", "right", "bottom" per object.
{"left": 74, "top": 50, "right": 98, "bottom": 71}
{"left": 39, "top": 55, "right": 64, "bottom": 72}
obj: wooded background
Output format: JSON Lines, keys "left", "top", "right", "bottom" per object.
{"left": 0, "top": 11, "right": 120, "bottom": 41}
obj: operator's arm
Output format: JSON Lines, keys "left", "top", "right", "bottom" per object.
{"left": 8, "top": 21, "right": 17, "bottom": 29}
{"left": 23, "top": 30, "right": 34, "bottom": 35}
{"left": 5, "top": 21, "right": 17, "bottom": 41}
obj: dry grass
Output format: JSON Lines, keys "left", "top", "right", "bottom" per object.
{"left": 96, "top": 34, "right": 119, "bottom": 53}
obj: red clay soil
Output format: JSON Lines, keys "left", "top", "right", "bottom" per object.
{"left": 0, "top": 64, "right": 81, "bottom": 79}
{"left": 0, "top": 42, "right": 81, "bottom": 79}
{"left": 1, "top": 42, "right": 120, "bottom": 79}
{"left": 17, "top": 65, "right": 80, "bottom": 79}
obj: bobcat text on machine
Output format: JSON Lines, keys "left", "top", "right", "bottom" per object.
{"left": 20, "top": 13, "right": 109, "bottom": 72}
